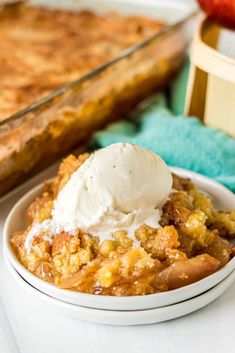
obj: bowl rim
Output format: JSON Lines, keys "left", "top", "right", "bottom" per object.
{"left": 4, "top": 253, "right": 235, "bottom": 326}
{"left": 3, "top": 167, "right": 235, "bottom": 311}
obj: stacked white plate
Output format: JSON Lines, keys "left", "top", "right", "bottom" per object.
{"left": 3, "top": 168, "right": 235, "bottom": 325}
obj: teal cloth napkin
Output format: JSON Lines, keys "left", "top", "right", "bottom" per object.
{"left": 91, "top": 91, "right": 235, "bottom": 192}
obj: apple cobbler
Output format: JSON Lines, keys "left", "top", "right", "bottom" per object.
{"left": 11, "top": 153, "right": 235, "bottom": 296}
{"left": 0, "top": 2, "right": 163, "bottom": 121}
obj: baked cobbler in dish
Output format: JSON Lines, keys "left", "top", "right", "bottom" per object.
{"left": 0, "top": 3, "right": 163, "bottom": 121}
{"left": 11, "top": 144, "right": 235, "bottom": 296}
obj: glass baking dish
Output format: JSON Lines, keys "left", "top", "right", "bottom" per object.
{"left": 0, "top": 0, "right": 196, "bottom": 196}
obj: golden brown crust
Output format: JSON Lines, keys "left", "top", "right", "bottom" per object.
{"left": 0, "top": 3, "right": 163, "bottom": 122}
{"left": 10, "top": 153, "right": 235, "bottom": 296}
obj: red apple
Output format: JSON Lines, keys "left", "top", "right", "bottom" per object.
{"left": 197, "top": 0, "right": 235, "bottom": 29}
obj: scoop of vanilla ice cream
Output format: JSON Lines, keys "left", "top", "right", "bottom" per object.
{"left": 52, "top": 143, "right": 172, "bottom": 240}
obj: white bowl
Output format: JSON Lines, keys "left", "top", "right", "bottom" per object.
{"left": 4, "top": 254, "right": 235, "bottom": 326}
{"left": 3, "top": 167, "right": 235, "bottom": 311}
